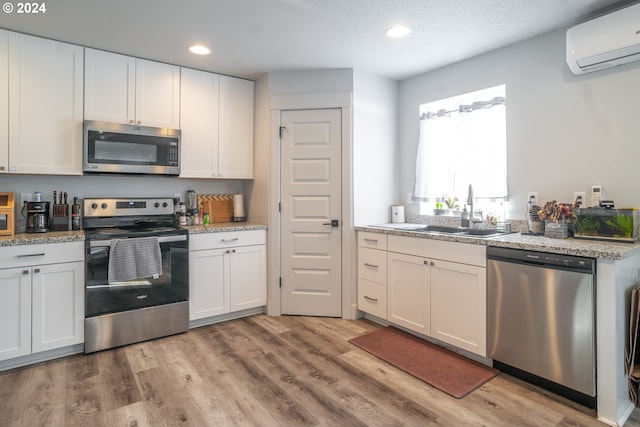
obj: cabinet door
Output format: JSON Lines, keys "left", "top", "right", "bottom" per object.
{"left": 8, "top": 33, "right": 83, "bottom": 175}
{"left": 430, "top": 260, "right": 486, "bottom": 356}
{"left": 31, "top": 261, "right": 84, "bottom": 353}
{"left": 0, "top": 267, "right": 31, "bottom": 361}
{"left": 218, "top": 75, "right": 254, "bottom": 179}
{"left": 179, "top": 68, "right": 220, "bottom": 178}
{"left": 84, "top": 48, "right": 136, "bottom": 124}
{"left": 135, "top": 59, "right": 180, "bottom": 128}
{"left": 387, "top": 252, "right": 430, "bottom": 335}
{"left": 0, "top": 30, "right": 7, "bottom": 173}
{"left": 229, "top": 245, "right": 266, "bottom": 312}
{"left": 189, "top": 248, "right": 229, "bottom": 320}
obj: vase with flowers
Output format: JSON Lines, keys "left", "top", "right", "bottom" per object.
{"left": 537, "top": 200, "right": 575, "bottom": 238}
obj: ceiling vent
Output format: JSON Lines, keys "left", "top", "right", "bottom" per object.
{"left": 566, "top": 3, "right": 640, "bottom": 75}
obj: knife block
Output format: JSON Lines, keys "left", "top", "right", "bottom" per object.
{"left": 52, "top": 204, "right": 69, "bottom": 231}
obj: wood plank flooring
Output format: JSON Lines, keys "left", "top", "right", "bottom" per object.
{"left": 1, "top": 314, "right": 640, "bottom": 426}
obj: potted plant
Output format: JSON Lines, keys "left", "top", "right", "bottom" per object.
{"left": 537, "top": 200, "right": 575, "bottom": 238}
{"left": 443, "top": 195, "right": 459, "bottom": 215}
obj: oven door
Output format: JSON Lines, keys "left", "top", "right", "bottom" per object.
{"left": 85, "top": 234, "right": 188, "bottom": 317}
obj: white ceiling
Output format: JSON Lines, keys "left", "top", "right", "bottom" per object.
{"left": 0, "top": 0, "right": 635, "bottom": 81}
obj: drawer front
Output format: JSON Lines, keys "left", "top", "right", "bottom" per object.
{"left": 190, "top": 230, "right": 266, "bottom": 251}
{"left": 358, "top": 247, "right": 387, "bottom": 285}
{"left": 358, "top": 279, "right": 387, "bottom": 319}
{"left": 358, "top": 232, "right": 387, "bottom": 250}
{"left": 0, "top": 242, "right": 84, "bottom": 269}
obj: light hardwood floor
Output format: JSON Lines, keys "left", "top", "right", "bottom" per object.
{"left": 1, "top": 314, "right": 640, "bottom": 426}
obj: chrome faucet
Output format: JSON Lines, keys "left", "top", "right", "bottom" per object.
{"left": 467, "top": 184, "right": 482, "bottom": 228}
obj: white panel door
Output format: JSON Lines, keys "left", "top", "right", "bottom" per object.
{"left": 281, "top": 109, "right": 342, "bottom": 316}
{"left": 0, "top": 267, "right": 31, "bottom": 361}
{"left": 388, "top": 252, "right": 431, "bottom": 335}
{"left": 431, "top": 260, "right": 487, "bottom": 356}
{"left": 8, "top": 32, "right": 84, "bottom": 175}
{"left": 189, "top": 248, "right": 229, "bottom": 320}
{"left": 135, "top": 59, "right": 181, "bottom": 128}
{"left": 180, "top": 68, "right": 220, "bottom": 178}
{"left": 32, "top": 261, "right": 84, "bottom": 353}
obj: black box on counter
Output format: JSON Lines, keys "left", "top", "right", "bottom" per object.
{"left": 574, "top": 207, "right": 638, "bottom": 243}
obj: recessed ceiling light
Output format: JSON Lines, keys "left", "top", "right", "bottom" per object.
{"left": 189, "top": 45, "right": 211, "bottom": 55}
{"left": 386, "top": 25, "right": 411, "bottom": 38}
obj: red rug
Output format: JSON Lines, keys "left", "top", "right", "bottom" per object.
{"left": 349, "top": 326, "right": 499, "bottom": 398}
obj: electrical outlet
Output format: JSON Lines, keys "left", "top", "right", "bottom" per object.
{"left": 527, "top": 192, "right": 538, "bottom": 206}
{"left": 574, "top": 192, "right": 586, "bottom": 207}
{"left": 20, "top": 193, "right": 33, "bottom": 205}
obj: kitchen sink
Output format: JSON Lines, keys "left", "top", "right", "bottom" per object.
{"left": 413, "top": 225, "right": 510, "bottom": 238}
{"left": 415, "top": 225, "right": 468, "bottom": 233}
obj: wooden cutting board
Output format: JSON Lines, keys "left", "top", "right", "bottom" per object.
{"left": 197, "top": 194, "right": 234, "bottom": 223}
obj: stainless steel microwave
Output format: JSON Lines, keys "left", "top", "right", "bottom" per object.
{"left": 84, "top": 121, "right": 181, "bottom": 175}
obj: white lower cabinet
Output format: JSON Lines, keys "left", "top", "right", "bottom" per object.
{"left": 0, "top": 242, "right": 84, "bottom": 362}
{"left": 189, "top": 230, "right": 267, "bottom": 322}
{"left": 358, "top": 232, "right": 488, "bottom": 357}
{"left": 430, "top": 259, "right": 486, "bottom": 356}
{"left": 388, "top": 252, "right": 431, "bottom": 336}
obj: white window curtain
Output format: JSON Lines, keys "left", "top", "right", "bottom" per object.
{"left": 413, "top": 99, "right": 507, "bottom": 201}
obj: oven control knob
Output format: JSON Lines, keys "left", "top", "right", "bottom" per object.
{"left": 162, "top": 202, "right": 168, "bottom": 208}
{"left": 91, "top": 203, "right": 98, "bottom": 209}
{"left": 154, "top": 202, "right": 160, "bottom": 208}
{"left": 101, "top": 203, "right": 108, "bottom": 209}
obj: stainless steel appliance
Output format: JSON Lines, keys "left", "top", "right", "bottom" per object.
{"left": 25, "top": 201, "right": 51, "bottom": 233}
{"left": 84, "top": 121, "right": 181, "bottom": 175}
{"left": 83, "top": 197, "right": 188, "bottom": 353}
{"left": 487, "top": 247, "right": 596, "bottom": 408}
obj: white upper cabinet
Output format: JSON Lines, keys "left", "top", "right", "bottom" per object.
{"left": 180, "top": 71, "right": 254, "bottom": 179}
{"left": 85, "top": 48, "right": 180, "bottom": 129}
{"left": 180, "top": 68, "right": 220, "bottom": 178}
{"left": 0, "top": 30, "right": 8, "bottom": 174}
{"left": 218, "top": 75, "right": 254, "bottom": 179}
{"left": 7, "top": 32, "right": 84, "bottom": 175}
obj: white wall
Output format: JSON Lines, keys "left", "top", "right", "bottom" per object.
{"left": 353, "top": 70, "right": 398, "bottom": 225}
{"left": 398, "top": 28, "right": 640, "bottom": 220}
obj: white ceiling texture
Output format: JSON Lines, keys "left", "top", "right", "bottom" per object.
{"left": 0, "top": 0, "right": 635, "bottom": 80}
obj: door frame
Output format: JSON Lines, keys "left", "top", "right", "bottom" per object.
{"left": 268, "top": 92, "right": 356, "bottom": 319}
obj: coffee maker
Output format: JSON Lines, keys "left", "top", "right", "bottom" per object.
{"left": 25, "top": 201, "right": 50, "bottom": 233}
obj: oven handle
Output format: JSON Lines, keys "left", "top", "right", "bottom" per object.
{"left": 89, "top": 234, "right": 187, "bottom": 248}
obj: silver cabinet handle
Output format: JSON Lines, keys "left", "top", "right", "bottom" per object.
{"left": 34, "top": 268, "right": 40, "bottom": 274}
{"left": 363, "top": 238, "right": 378, "bottom": 243}
{"left": 221, "top": 238, "right": 239, "bottom": 242}
{"left": 225, "top": 249, "right": 237, "bottom": 254}
{"left": 364, "top": 296, "right": 378, "bottom": 302}
{"left": 18, "top": 253, "right": 45, "bottom": 258}
{"left": 363, "top": 263, "right": 378, "bottom": 268}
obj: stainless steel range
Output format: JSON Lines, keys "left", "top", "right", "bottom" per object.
{"left": 83, "top": 197, "right": 189, "bottom": 353}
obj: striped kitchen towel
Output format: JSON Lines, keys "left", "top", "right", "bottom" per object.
{"left": 108, "top": 237, "right": 162, "bottom": 283}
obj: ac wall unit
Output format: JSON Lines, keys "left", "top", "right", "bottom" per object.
{"left": 566, "top": 2, "right": 640, "bottom": 75}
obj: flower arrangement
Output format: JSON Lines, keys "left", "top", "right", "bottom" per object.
{"left": 537, "top": 200, "right": 575, "bottom": 223}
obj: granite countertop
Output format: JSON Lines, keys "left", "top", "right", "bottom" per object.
{"left": 184, "top": 222, "right": 267, "bottom": 234}
{"left": 0, "top": 223, "right": 268, "bottom": 247}
{"left": 0, "top": 230, "right": 85, "bottom": 247}
{"left": 355, "top": 225, "right": 640, "bottom": 260}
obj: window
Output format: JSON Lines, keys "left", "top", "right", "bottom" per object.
{"left": 413, "top": 85, "right": 507, "bottom": 207}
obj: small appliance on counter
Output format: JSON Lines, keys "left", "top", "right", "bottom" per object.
{"left": 25, "top": 201, "right": 51, "bottom": 233}
{"left": 0, "top": 192, "right": 15, "bottom": 237}
{"left": 391, "top": 205, "right": 405, "bottom": 223}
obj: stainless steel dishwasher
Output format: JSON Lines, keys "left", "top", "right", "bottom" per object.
{"left": 487, "top": 246, "right": 596, "bottom": 408}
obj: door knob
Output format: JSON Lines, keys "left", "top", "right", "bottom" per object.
{"left": 322, "top": 219, "right": 339, "bottom": 227}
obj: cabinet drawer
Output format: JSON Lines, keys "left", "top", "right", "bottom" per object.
{"left": 0, "top": 242, "right": 84, "bottom": 268}
{"left": 358, "top": 247, "right": 387, "bottom": 285}
{"left": 358, "top": 279, "right": 387, "bottom": 319}
{"left": 189, "top": 229, "right": 266, "bottom": 251}
{"left": 358, "top": 232, "right": 387, "bottom": 250}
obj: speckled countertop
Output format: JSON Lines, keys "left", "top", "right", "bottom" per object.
{"left": 0, "top": 230, "right": 85, "bottom": 247}
{"left": 355, "top": 225, "right": 640, "bottom": 260}
{"left": 184, "top": 222, "right": 267, "bottom": 234}
{"left": 0, "top": 223, "right": 267, "bottom": 247}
